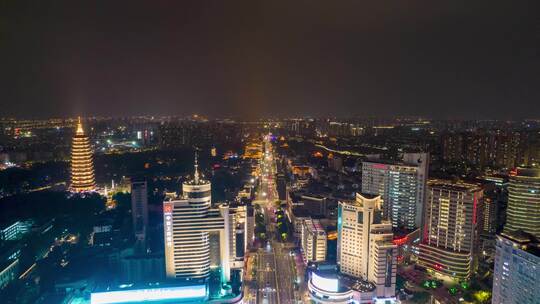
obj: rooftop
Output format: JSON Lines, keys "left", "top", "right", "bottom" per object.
{"left": 427, "top": 179, "right": 483, "bottom": 193}
{"left": 513, "top": 167, "right": 540, "bottom": 178}
{"left": 363, "top": 159, "right": 420, "bottom": 168}
{"left": 500, "top": 230, "right": 540, "bottom": 257}
{"left": 304, "top": 218, "right": 325, "bottom": 233}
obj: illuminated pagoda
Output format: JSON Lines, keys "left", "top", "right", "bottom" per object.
{"left": 70, "top": 117, "right": 96, "bottom": 192}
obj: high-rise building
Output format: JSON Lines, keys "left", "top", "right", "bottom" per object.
{"left": 131, "top": 178, "right": 149, "bottom": 244}
{"left": 301, "top": 218, "right": 327, "bottom": 263}
{"left": 362, "top": 153, "right": 429, "bottom": 230}
{"left": 163, "top": 155, "right": 232, "bottom": 284}
{"left": 418, "top": 180, "right": 483, "bottom": 279}
{"left": 492, "top": 231, "right": 540, "bottom": 304}
{"left": 70, "top": 117, "right": 96, "bottom": 192}
{"left": 441, "top": 130, "right": 533, "bottom": 169}
{"left": 504, "top": 167, "right": 540, "bottom": 238}
{"left": 476, "top": 175, "right": 509, "bottom": 258}
{"left": 245, "top": 204, "right": 255, "bottom": 248}
{"left": 481, "top": 190, "right": 498, "bottom": 235}
{"left": 337, "top": 193, "right": 396, "bottom": 298}
{"left": 227, "top": 205, "right": 247, "bottom": 270}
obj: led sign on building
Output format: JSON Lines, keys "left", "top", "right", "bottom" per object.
{"left": 311, "top": 272, "right": 339, "bottom": 293}
{"left": 164, "top": 203, "right": 173, "bottom": 248}
{"left": 90, "top": 285, "right": 207, "bottom": 304}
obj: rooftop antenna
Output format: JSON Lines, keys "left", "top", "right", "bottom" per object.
{"left": 194, "top": 150, "right": 200, "bottom": 184}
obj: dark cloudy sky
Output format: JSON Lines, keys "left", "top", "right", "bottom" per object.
{"left": 1, "top": 1, "right": 539, "bottom": 119}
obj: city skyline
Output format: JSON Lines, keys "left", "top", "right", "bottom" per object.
{"left": 1, "top": 114, "right": 539, "bottom": 303}
{"left": 1, "top": 1, "right": 540, "bottom": 119}
{"left": 1, "top": 2, "right": 539, "bottom": 303}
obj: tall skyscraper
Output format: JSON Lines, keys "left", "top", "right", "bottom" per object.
{"left": 504, "top": 167, "right": 540, "bottom": 238}
{"left": 164, "top": 154, "right": 231, "bottom": 284}
{"left": 337, "top": 193, "right": 397, "bottom": 298}
{"left": 70, "top": 117, "right": 96, "bottom": 192}
{"left": 131, "top": 178, "right": 149, "bottom": 244}
{"left": 362, "top": 153, "right": 429, "bottom": 230}
{"left": 418, "top": 180, "right": 483, "bottom": 280}
{"left": 492, "top": 231, "right": 540, "bottom": 304}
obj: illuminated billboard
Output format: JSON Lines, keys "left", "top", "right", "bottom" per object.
{"left": 311, "top": 272, "right": 339, "bottom": 292}
{"left": 90, "top": 285, "right": 207, "bottom": 304}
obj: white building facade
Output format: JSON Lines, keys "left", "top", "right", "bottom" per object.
{"left": 337, "top": 194, "right": 397, "bottom": 298}
{"left": 163, "top": 159, "right": 232, "bottom": 284}
{"left": 361, "top": 153, "right": 428, "bottom": 230}
{"left": 301, "top": 218, "right": 327, "bottom": 263}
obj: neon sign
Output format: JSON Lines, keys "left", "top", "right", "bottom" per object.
{"left": 393, "top": 235, "right": 409, "bottom": 246}
{"left": 164, "top": 203, "right": 173, "bottom": 247}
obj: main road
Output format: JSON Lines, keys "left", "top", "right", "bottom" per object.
{"left": 249, "top": 135, "right": 303, "bottom": 304}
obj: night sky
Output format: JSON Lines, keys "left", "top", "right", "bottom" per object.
{"left": 1, "top": 1, "right": 539, "bottom": 119}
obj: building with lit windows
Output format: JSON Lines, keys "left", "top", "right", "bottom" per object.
{"left": 337, "top": 193, "right": 396, "bottom": 299}
{"left": 0, "top": 220, "right": 33, "bottom": 241}
{"left": 227, "top": 205, "right": 247, "bottom": 269}
{"left": 245, "top": 205, "right": 255, "bottom": 248}
{"left": 492, "top": 231, "right": 540, "bottom": 304}
{"left": 362, "top": 153, "right": 429, "bottom": 230}
{"left": 301, "top": 218, "right": 327, "bottom": 263}
{"left": 70, "top": 117, "right": 96, "bottom": 192}
{"left": 163, "top": 154, "right": 234, "bottom": 287}
{"left": 481, "top": 193, "right": 498, "bottom": 235}
{"left": 0, "top": 248, "right": 20, "bottom": 290}
{"left": 418, "top": 180, "right": 483, "bottom": 280}
{"left": 504, "top": 167, "right": 540, "bottom": 238}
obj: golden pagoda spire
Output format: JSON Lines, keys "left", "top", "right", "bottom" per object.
{"left": 71, "top": 116, "right": 96, "bottom": 192}
{"left": 76, "top": 116, "right": 84, "bottom": 135}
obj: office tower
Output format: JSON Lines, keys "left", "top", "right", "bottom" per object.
{"left": 418, "top": 180, "right": 483, "bottom": 279}
{"left": 245, "top": 205, "right": 254, "bottom": 248}
{"left": 504, "top": 167, "right": 540, "bottom": 238}
{"left": 492, "top": 231, "right": 540, "bottom": 304}
{"left": 478, "top": 188, "right": 500, "bottom": 258}
{"left": 164, "top": 155, "right": 231, "bottom": 283}
{"left": 481, "top": 191, "right": 498, "bottom": 235}
{"left": 481, "top": 174, "right": 509, "bottom": 233}
{"left": 131, "top": 178, "right": 149, "bottom": 244}
{"left": 362, "top": 153, "right": 428, "bottom": 230}
{"left": 227, "top": 205, "right": 247, "bottom": 269}
{"left": 301, "top": 218, "right": 327, "bottom": 263}
{"left": 70, "top": 117, "right": 96, "bottom": 192}
{"left": 338, "top": 193, "right": 396, "bottom": 298}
